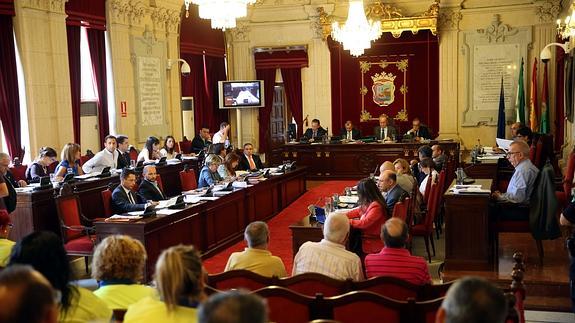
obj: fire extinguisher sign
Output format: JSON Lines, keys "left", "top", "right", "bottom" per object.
{"left": 121, "top": 101, "right": 127, "bottom": 117}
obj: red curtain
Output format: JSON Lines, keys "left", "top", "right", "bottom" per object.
{"left": 86, "top": 29, "right": 109, "bottom": 148}
{"left": 0, "top": 0, "right": 14, "bottom": 16}
{"left": 181, "top": 54, "right": 227, "bottom": 133}
{"left": 66, "top": 25, "right": 81, "bottom": 144}
{"left": 281, "top": 68, "right": 304, "bottom": 138}
{"left": 255, "top": 68, "right": 276, "bottom": 153}
{"left": 0, "top": 15, "right": 23, "bottom": 158}
{"left": 65, "top": 0, "right": 105, "bottom": 30}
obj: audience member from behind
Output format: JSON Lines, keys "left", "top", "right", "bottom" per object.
{"left": 435, "top": 276, "right": 507, "bottom": 323}
{"left": 137, "top": 136, "right": 161, "bottom": 163}
{"left": 365, "top": 218, "right": 431, "bottom": 284}
{"left": 8, "top": 231, "right": 112, "bottom": 322}
{"left": 92, "top": 235, "right": 156, "bottom": 309}
{"left": 225, "top": 221, "right": 287, "bottom": 277}
{"left": 112, "top": 168, "right": 158, "bottom": 214}
{"left": 198, "top": 154, "right": 223, "bottom": 188}
{"left": 393, "top": 158, "right": 416, "bottom": 193}
{"left": 192, "top": 126, "right": 212, "bottom": 154}
{"left": 55, "top": 143, "right": 84, "bottom": 178}
{"left": 293, "top": 212, "right": 364, "bottom": 281}
{"left": 238, "top": 143, "right": 264, "bottom": 171}
{"left": 218, "top": 152, "right": 240, "bottom": 180}
{"left": 0, "top": 265, "right": 58, "bottom": 323}
{"left": 432, "top": 144, "right": 446, "bottom": 171}
{"left": 160, "top": 135, "right": 177, "bottom": 159}
{"left": 26, "top": 147, "right": 57, "bottom": 183}
{"left": 116, "top": 135, "right": 131, "bottom": 169}
{"left": 138, "top": 165, "right": 166, "bottom": 202}
{"left": 339, "top": 120, "right": 361, "bottom": 141}
{"left": 124, "top": 245, "right": 207, "bottom": 323}
{"left": 82, "top": 135, "right": 119, "bottom": 173}
{"left": 345, "top": 178, "right": 388, "bottom": 255}
{"left": 419, "top": 158, "right": 438, "bottom": 197}
{"left": 379, "top": 170, "right": 408, "bottom": 216}
{"left": 514, "top": 126, "right": 533, "bottom": 146}
{"left": 199, "top": 290, "right": 267, "bottom": 323}
{"left": 0, "top": 210, "right": 14, "bottom": 267}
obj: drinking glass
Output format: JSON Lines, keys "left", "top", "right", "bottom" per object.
{"left": 345, "top": 187, "right": 352, "bottom": 196}
{"left": 324, "top": 197, "right": 333, "bottom": 214}
{"left": 130, "top": 159, "right": 136, "bottom": 168}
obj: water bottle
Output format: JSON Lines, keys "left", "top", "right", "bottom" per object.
{"left": 456, "top": 167, "right": 464, "bottom": 185}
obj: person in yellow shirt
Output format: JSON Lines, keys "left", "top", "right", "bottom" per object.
{"left": 92, "top": 235, "right": 156, "bottom": 309}
{"left": 124, "top": 245, "right": 207, "bottom": 323}
{"left": 8, "top": 231, "right": 112, "bottom": 323}
{"left": 0, "top": 210, "right": 14, "bottom": 267}
{"left": 224, "top": 221, "right": 287, "bottom": 277}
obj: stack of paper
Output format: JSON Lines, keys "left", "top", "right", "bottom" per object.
{"left": 451, "top": 185, "right": 490, "bottom": 194}
{"left": 107, "top": 214, "right": 142, "bottom": 220}
{"left": 156, "top": 196, "right": 181, "bottom": 209}
{"left": 339, "top": 196, "right": 359, "bottom": 204}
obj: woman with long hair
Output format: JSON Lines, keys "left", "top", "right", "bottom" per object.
{"left": 124, "top": 245, "right": 206, "bottom": 322}
{"left": 26, "top": 147, "right": 57, "bottom": 183}
{"left": 55, "top": 143, "right": 84, "bottom": 178}
{"left": 8, "top": 231, "right": 112, "bottom": 322}
{"left": 346, "top": 178, "right": 388, "bottom": 255}
{"left": 160, "top": 136, "right": 177, "bottom": 159}
{"left": 138, "top": 136, "right": 161, "bottom": 162}
{"left": 218, "top": 152, "right": 240, "bottom": 180}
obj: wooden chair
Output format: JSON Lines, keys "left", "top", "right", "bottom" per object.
{"left": 420, "top": 280, "right": 455, "bottom": 300}
{"left": 411, "top": 171, "right": 444, "bottom": 262}
{"left": 180, "top": 168, "right": 198, "bottom": 191}
{"left": 128, "top": 146, "right": 138, "bottom": 162}
{"left": 352, "top": 276, "right": 419, "bottom": 301}
{"left": 9, "top": 165, "right": 27, "bottom": 182}
{"left": 101, "top": 189, "right": 113, "bottom": 217}
{"left": 47, "top": 160, "right": 58, "bottom": 174}
{"left": 207, "top": 269, "right": 274, "bottom": 291}
{"left": 279, "top": 272, "right": 349, "bottom": 297}
{"left": 326, "top": 290, "right": 405, "bottom": 323}
{"left": 557, "top": 148, "right": 575, "bottom": 208}
{"left": 55, "top": 184, "right": 96, "bottom": 272}
{"left": 252, "top": 286, "right": 316, "bottom": 323}
{"left": 179, "top": 140, "right": 192, "bottom": 154}
{"left": 405, "top": 297, "right": 444, "bottom": 323}
{"left": 392, "top": 198, "right": 409, "bottom": 222}
{"left": 156, "top": 174, "right": 164, "bottom": 192}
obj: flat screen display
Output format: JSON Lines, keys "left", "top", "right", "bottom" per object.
{"left": 218, "top": 80, "right": 264, "bottom": 109}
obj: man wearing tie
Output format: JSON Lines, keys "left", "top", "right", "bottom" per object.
{"left": 112, "top": 168, "right": 158, "bottom": 214}
{"left": 238, "top": 143, "right": 264, "bottom": 171}
{"left": 138, "top": 165, "right": 166, "bottom": 202}
{"left": 373, "top": 114, "right": 397, "bottom": 141}
{"left": 302, "top": 119, "right": 327, "bottom": 142}
{"left": 339, "top": 120, "right": 361, "bottom": 141}
{"left": 116, "top": 135, "right": 131, "bottom": 169}
{"left": 406, "top": 118, "right": 431, "bottom": 141}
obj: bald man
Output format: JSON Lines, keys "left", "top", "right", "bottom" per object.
{"left": 138, "top": 165, "right": 166, "bottom": 202}
{"left": 374, "top": 115, "right": 397, "bottom": 141}
{"left": 379, "top": 170, "right": 408, "bottom": 216}
{"left": 364, "top": 218, "right": 431, "bottom": 284}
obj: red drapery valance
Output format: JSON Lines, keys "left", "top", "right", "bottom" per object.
{"left": 254, "top": 50, "right": 309, "bottom": 69}
{"left": 0, "top": 0, "right": 14, "bottom": 16}
{"left": 65, "top": 0, "right": 106, "bottom": 30}
{"left": 180, "top": 5, "right": 225, "bottom": 57}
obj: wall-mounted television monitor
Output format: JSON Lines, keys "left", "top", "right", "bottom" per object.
{"left": 218, "top": 80, "right": 264, "bottom": 109}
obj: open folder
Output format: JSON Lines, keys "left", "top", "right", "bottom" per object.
{"left": 496, "top": 138, "right": 513, "bottom": 152}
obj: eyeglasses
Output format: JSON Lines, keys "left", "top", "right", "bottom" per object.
{"left": 505, "top": 151, "right": 521, "bottom": 158}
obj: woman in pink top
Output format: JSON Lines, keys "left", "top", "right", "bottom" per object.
{"left": 346, "top": 178, "right": 389, "bottom": 255}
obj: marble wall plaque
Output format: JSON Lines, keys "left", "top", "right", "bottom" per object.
{"left": 137, "top": 56, "right": 164, "bottom": 126}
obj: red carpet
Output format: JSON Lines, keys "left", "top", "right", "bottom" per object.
{"left": 203, "top": 180, "right": 357, "bottom": 274}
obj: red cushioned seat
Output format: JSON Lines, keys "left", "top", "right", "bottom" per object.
{"left": 64, "top": 235, "right": 95, "bottom": 254}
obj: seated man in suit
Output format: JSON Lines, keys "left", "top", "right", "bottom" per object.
{"left": 432, "top": 144, "right": 446, "bottom": 171}
{"left": 302, "top": 119, "right": 327, "bottom": 142}
{"left": 373, "top": 114, "right": 397, "bottom": 141}
{"left": 491, "top": 141, "right": 539, "bottom": 220}
{"left": 116, "top": 135, "right": 131, "bottom": 169}
{"left": 138, "top": 165, "right": 166, "bottom": 202}
{"left": 406, "top": 117, "right": 432, "bottom": 140}
{"left": 82, "top": 135, "right": 119, "bottom": 173}
{"left": 378, "top": 170, "right": 408, "bottom": 216}
{"left": 112, "top": 168, "right": 158, "bottom": 214}
{"left": 192, "top": 125, "right": 212, "bottom": 154}
{"left": 238, "top": 143, "right": 264, "bottom": 171}
{"left": 339, "top": 120, "right": 361, "bottom": 141}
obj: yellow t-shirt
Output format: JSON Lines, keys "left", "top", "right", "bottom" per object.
{"left": 60, "top": 287, "right": 112, "bottom": 323}
{"left": 0, "top": 238, "right": 15, "bottom": 267}
{"left": 124, "top": 297, "right": 198, "bottom": 323}
{"left": 224, "top": 248, "right": 287, "bottom": 277}
{"left": 93, "top": 284, "right": 157, "bottom": 310}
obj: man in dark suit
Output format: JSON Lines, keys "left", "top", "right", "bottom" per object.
{"left": 138, "top": 165, "right": 166, "bottom": 202}
{"left": 373, "top": 114, "right": 397, "bottom": 141}
{"left": 379, "top": 170, "right": 408, "bottom": 216}
{"left": 116, "top": 135, "right": 131, "bottom": 169}
{"left": 302, "top": 119, "right": 327, "bottom": 142}
{"left": 238, "top": 143, "right": 264, "bottom": 171}
{"left": 192, "top": 125, "right": 212, "bottom": 154}
{"left": 339, "top": 120, "right": 361, "bottom": 141}
{"left": 406, "top": 118, "right": 432, "bottom": 141}
{"left": 112, "top": 168, "right": 158, "bottom": 214}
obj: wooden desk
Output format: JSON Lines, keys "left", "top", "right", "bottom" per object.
{"left": 95, "top": 168, "right": 307, "bottom": 279}
{"left": 270, "top": 141, "right": 460, "bottom": 180}
{"left": 10, "top": 159, "right": 200, "bottom": 241}
{"left": 443, "top": 179, "right": 494, "bottom": 271}
{"left": 289, "top": 215, "right": 323, "bottom": 256}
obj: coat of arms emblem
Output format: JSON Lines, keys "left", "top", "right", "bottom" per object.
{"left": 371, "top": 72, "right": 396, "bottom": 106}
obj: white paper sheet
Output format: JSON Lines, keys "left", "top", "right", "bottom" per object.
{"left": 496, "top": 138, "right": 513, "bottom": 152}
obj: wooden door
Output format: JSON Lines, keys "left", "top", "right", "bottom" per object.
{"left": 269, "top": 86, "right": 290, "bottom": 151}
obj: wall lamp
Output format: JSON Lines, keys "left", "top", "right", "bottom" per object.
{"left": 167, "top": 58, "right": 191, "bottom": 76}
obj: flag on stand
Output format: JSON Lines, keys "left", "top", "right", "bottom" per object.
{"left": 540, "top": 61, "right": 550, "bottom": 134}
{"left": 497, "top": 76, "right": 506, "bottom": 139}
{"left": 515, "top": 58, "right": 526, "bottom": 124}
{"left": 529, "top": 58, "right": 539, "bottom": 132}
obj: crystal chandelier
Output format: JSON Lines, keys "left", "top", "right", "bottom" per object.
{"left": 557, "top": 4, "right": 575, "bottom": 39}
{"left": 331, "top": 0, "right": 382, "bottom": 57}
{"left": 184, "top": 0, "right": 256, "bottom": 30}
